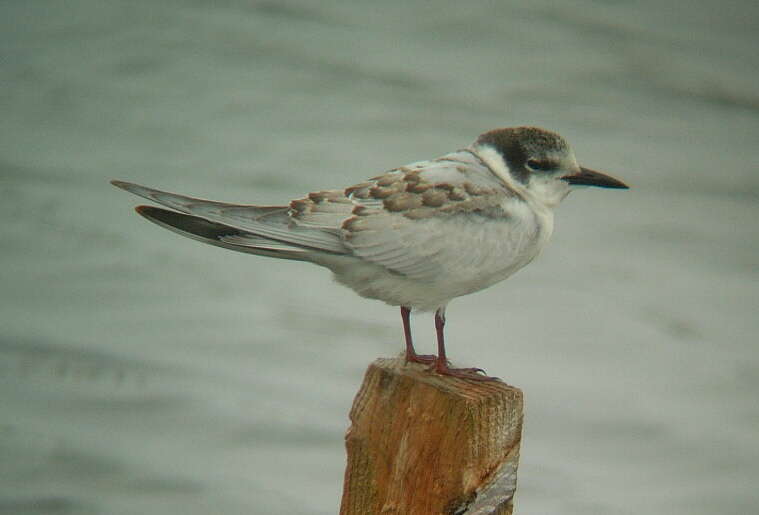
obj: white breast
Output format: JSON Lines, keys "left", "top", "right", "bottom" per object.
{"left": 323, "top": 196, "right": 553, "bottom": 311}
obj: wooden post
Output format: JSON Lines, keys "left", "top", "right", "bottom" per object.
{"left": 340, "top": 356, "right": 523, "bottom": 515}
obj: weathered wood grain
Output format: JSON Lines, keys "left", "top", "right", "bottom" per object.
{"left": 340, "top": 356, "right": 523, "bottom": 515}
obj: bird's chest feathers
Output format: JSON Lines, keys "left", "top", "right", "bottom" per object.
{"left": 487, "top": 198, "right": 549, "bottom": 268}
{"left": 433, "top": 197, "right": 552, "bottom": 293}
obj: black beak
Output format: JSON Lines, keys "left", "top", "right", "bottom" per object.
{"left": 564, "top": 167, "right": 629, "bottom": 189}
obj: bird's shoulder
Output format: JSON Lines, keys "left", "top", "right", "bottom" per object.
{"left": 343, "top": 150, "right": 515, "bottom": 223}
{"left": 287, "top": 150, "right": 520, "bottom": 236}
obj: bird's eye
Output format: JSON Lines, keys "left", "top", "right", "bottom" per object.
{"left": 526, "top": 159, "right": 552, "bottom": 171}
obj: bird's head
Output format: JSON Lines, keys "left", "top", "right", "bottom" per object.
{"left": 472, "top": 127, "right": 628, "bottom": 208}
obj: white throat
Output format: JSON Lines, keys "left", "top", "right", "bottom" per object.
{"left": 526, "top": 175, "right": 571, "bottom": 208}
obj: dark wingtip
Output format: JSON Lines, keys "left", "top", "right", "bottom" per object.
{"left": 133, "top": 205, "right": 186, "bottom": 227}
{"left": 134, "top": 205, "right": 156, "bottom": 218}
{"left": 111, "top": 179, "right": 132, "bottom": 190}
{"left": 134, "top": 205, "right": 164, "bottom": 222}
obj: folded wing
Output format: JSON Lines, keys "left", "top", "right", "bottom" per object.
{"left": 111, "top": 180, "right": 348, "bottom": 254}
{"left": 112, "top": 150, "right": 515, "bottom": 279}
{"left": 340, "top": 153, "right": 515, "bottom": 281}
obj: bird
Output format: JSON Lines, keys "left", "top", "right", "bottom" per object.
{"left": 112, "top": 126, "right": 628, "bottom": 380}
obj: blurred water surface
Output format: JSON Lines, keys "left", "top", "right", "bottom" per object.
{"left": 1, "top": 1, "right": 758, "bottom": 514}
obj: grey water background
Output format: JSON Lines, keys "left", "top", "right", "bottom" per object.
{"left": 1, "top": 1, "right": 758, "bottom": 514}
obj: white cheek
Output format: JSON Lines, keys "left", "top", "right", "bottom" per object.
{"left": 528, "top": 177, "right": 571, "bottom": 207}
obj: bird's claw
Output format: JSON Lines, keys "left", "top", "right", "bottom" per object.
{"left": 430, "top": 361, "right": 499, "bottom": 381}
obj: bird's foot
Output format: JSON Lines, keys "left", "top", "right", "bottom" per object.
{"left": 431, "top": 360, "right": 499, "bottom": 381}
{"left": 405, "top": 352, "right": 437, "bottom": 365}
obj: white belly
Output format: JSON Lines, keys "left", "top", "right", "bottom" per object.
{"left": 324, "top": 198, "right": 554, "bottom": 311}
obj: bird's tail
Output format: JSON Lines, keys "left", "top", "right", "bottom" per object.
{"left": 112, "top": 179, "right": 351, "bottom": 260}
{"left": 134, "top": 205, "right": 311, "bottom": 261}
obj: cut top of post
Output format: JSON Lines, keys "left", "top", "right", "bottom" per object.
{"left": 341, "top": 356, "right": 523, "bottom": 515}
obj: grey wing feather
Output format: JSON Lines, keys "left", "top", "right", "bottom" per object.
{"left": 345, "top": 215, "right": 448, "bottom": 279}
{"left": 112, "top": 181, "right": 348, "bottom": 254}
{"left": 341, "top": 154, "right": 513, "bottom": 280}
{"left": 113, "top": 149, "right": 511, "bottom": 276}
{"left": 134, "top": 206, "right": 310, "bottom": 261}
